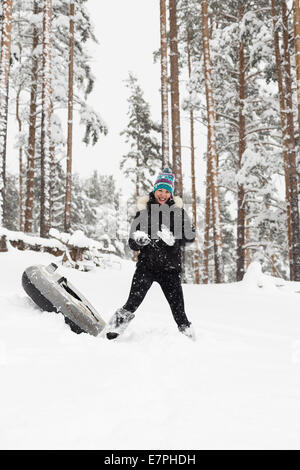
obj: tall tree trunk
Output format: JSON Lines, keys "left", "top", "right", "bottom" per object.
{"left": 40, "top": 0, "right": 53, "bottom": 238}
{"left": 271, "top": 0, "right": 294, "bottom": 279}
{"left": 169, "top": 0, "right": 182, "bottom": 197}
{"left": 187, "top": 29, "right": 200, "bottom": 284}
{"left": 203, "top": 126, "right": 211, "bottom": 284}
{"left": 245, "top": 217, "right": 251, "bottom": 270}
{"left": 160, "top": 0, "right": 170, "bottom": 168}
{"left": 48, "top": 20, "right": 55, "bottom": 229}
{"left": 236, "top": 2, "right": 246, "bottom": 281}
{"left": 294, "top": 0, "right": 300, "bottom": 143}
{"left": 202, "top": 0, "right": 224, "bottom": 283}
{"left": 16, "top": 88, "right": 24, "bottom": 231}
{"left": 64, "top": 0, "right": 75, "bottom": 232}
{"left": 24, "top": 1, "right": 39, "bottom": 233}
{"left": 271, "top": 253, "right": 278, "bottom": 277}
{"left": 16, "top": 15, "right": 24, "bottom": 232}
{"left": 281, "top": 0, "right": 300, "bottom": 280}
{"left": 49, "top": 139, "right": 55, "bottom": 228}
{"left": 0, "top": 0, "right": 13, "bottom": 228}
{"left": 293, "top": 0, "right": 300, "bottom": 275}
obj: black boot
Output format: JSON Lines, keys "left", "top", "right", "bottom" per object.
{"left": 106, "top": 307, "right": 135, "bottom": 340}
{"left": 178, "top": 323, "right": 196, "bottom": 341}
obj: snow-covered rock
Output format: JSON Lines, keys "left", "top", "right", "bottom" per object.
{"left": 242, "top": 261, "right": 287, "bottom": 291}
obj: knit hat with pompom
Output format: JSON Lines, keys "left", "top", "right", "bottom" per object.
{"left": 153, "top": 167, "right": 175, "bottom": 197}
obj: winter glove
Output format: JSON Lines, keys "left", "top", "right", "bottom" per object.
{"left": 132, "top": 230, "right": 151, "bottom": 247}
{"left": 157, "top": 224, "right": 175, "bottom": 247}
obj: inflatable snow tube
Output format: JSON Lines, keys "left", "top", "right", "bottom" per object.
{"left": 22, "top": 263, "right": 106, "bottom": 336}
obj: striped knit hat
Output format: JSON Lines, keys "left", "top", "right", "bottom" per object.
{"left": 153, "top": 167, "right": 175, "bottom": 197}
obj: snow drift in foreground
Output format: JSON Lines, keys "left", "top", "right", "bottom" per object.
{"left": 1, "top": 248, "right": 300, "bottom": 450}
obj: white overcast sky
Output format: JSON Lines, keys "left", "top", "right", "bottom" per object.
{"left": 72, "top": 0, "right": 162, "bottom": 186}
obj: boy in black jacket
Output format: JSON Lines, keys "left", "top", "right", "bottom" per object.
{"left": 106, "top": 168, "right": 196, "bottom": 340}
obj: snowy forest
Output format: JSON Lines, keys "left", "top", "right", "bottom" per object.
{"left": 3, "top": 0, "right": 300, "bottom": 451}
{"left": 1, "top": 0, "right": 300, "bottom": 284}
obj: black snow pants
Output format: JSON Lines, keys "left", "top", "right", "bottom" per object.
{"left": 122, "top": 267, "right": 191, "bottom": 328}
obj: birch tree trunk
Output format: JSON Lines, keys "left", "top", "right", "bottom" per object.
{"left": 271, "top": 0, "right": 294, "bottom": 279}
{"left": 202, "top": 0, "right": 224, "bottom": 283}
{"left": 236, "top": 2, "right": 246, "bottom": 281}
{"left": 64, "top": 0, "right": 75, "bottom": 232}
{"left": 169, "top": 0, "right": 182, "bottom": 197}
{"left": 281, "top": 0, "right": 300, "bottom": 280}
{"left": 160, "top": 0, "right": 170, "bottom": 168}
{"left": 40, "top": 0, "right": 53, "bottom": 238}
{"left": 0, "top": 0, "right": 13, "bottom": 228}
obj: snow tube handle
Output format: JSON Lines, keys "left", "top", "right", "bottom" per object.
{"left": 46, "top": 263, "right": 58, "bottom": 273}
{"left": 58, "top": 276, "right": 67, "bottom": 285}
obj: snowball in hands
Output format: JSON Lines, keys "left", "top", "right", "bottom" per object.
{"left": 157, "top": 224, "right": 175, "bottom": 246}
{"left": 133, "top": 230, "right": 151, "bottom": 246}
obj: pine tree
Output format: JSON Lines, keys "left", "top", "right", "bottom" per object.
{"left": 294, "top": 0, "right": 300, "bottom": 142}
{"left": 5, "top": 173, "right": 20, "bottom": 230}
{"left": 11, "top": 1, "right": 28, "bottom": 232}
{"left": 9, "top": 0, "right": 108, "bottom": 235}
{"left": 16, "top": 85, "right": 24, "bottom": 231}
{"left": 203, "top": 127, "right": 211, "bottom": 284}
{"left": 24, "top": 0, "right": 39, "bottom": 233}
{"left": 64, "top": 0, "right": 75, "bottom": 233}
{"left": 0, "top": 0, "right": 13, "bottom": 228}
{"left": 121, "top": 73, "right": 162, "bottom": 197}
{"left": 186, "top": 27, "right": 200, "bottom": 284}
{"left": 281, "top": 0, "right": 300, "bottom": 280}
{"left": 271, "top": 0, "right": 293, "bottom": 278}
{"left": 203, "top": 1, "right": 287, "bottom": 278}
{"left": 169, "top": 0, "right": 183, "bottom": 197}
{"left": 160, "top": 0, "right": 170, "bottom": 168}
{"left": 235, "top": 2, "right": 246, "bottom": 281}
{"left": 202, "top": 0, "right": 224, "bottom": 283}
{"left": 40, "top": 0, "right": 53, "bottom": 237}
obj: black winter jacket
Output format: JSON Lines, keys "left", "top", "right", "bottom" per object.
{"left": 128, "top": 192, "right": 195, "bottom": 273}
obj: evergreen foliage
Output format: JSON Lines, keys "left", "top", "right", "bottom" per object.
{"left": 179, "top": 0, "right": 292, "bottom": 280}
{"left": 2, "top": 0, "right": 300, "bottom": 281}
{"left": 120, "top": 73, "right": 162, "bottom": 195}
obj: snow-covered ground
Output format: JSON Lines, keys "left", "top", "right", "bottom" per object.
{"left": 1, "top": 248, "right": 300, "bottom": 450}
